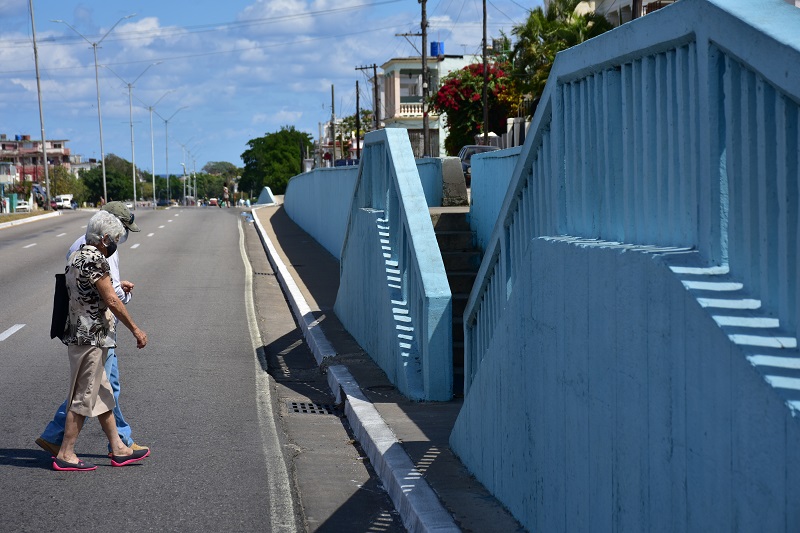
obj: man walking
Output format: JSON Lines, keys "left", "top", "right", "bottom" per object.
{"left": 36, "top": 202, "right": 148, "bottom": 456}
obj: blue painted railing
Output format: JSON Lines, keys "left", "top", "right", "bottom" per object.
{"left": 463, "top": 0, "right": 800, "bottom": 393}
{"left": 334, "top": 129, "right": 452, "bottom": 401}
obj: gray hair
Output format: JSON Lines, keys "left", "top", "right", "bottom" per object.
{"left": 85, "top": 210, "right": 125, "bottom": 245}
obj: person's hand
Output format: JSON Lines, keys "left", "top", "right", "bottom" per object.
{"left": 133, "top": 328, "right": 147, "bottom": 349}
{"left": 121, "top": 280, "right": 134, "bottom": 294}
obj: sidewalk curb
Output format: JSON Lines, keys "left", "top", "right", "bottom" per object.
{"left": 251, "top": 208, "right": 460, "bottom": 533}
{"left": 0, "top": 210, "right": 60, "bottom": 230}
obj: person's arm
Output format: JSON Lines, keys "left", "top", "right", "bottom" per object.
{"left": 107, "top": 252, "right": 131, "bottom": 303}
{"left": 96, "top": 274, "right": 147, "bottom": 349}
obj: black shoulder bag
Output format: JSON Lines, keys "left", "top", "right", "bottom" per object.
{"left": 50, "top": 271, "right": 69, "bottom": 342}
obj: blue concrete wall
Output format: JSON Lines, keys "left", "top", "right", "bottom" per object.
{"left": 468, "top": 147, "right": 521, "bottom": 250}
{"left": 284, "top": 160, "right": 444, "bottom": 260}
{"left": 415, "top": 158, "right": 443, "bottom": 207}
{"left": 453, "top": 0, "right": 800, "bottom": 530}
{"left": 451, "top": 238, "right": 800, "bottom": 532}
{"left": 284, "top": 167, "right": 359, "bottom": 259}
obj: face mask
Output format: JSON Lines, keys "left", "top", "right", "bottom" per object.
{"left": 103, "top": 238, "right": 118, "bottom": 258}
{"left": 119, "top": 229, "right": 129, "bottom": 244}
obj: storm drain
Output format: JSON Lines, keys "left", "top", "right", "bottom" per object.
{"left": 286, "top": 401, "right": 336, "bottom": 415}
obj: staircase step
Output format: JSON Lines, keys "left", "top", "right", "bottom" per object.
{"left": 441, "top": 250, "right": 482, "bottom": 271}
{"left": 436, "top": 231, "right": 474, "bottom": 252}
{"left": 447, "top": 271, "right": 478, "bottom": 295}
{"left": 430, "top": 207, "right": 477, "bottom": 396}
{"left": 430, "top": 209, "right": 471, "bottom": 232}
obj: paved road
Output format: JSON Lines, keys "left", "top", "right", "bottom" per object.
{"left": 0, "top": 208, "right": 295, "bottom": 531}
{"left": 0, "top": 207, "right": 403, "bottom": 532}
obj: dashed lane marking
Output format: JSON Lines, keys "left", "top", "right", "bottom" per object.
{"left": 57, "top": 233, "right": 67, "bottom": 237}
{"left": 24, "top": 243, "right": 36, "bottom": 249}
{"left": 158, "top": 225, "right": 165, "bottom": 229}
{"left": 147, "top": 233, "right": 155, "bottom": 237}
{"left": 130, "top": 243, "right": 140, "bottom": 249}
{"left": 0, "top": 324, "right": 25, "bottom": 341}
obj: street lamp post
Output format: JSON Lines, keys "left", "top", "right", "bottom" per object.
{"left": 138, "top": 90, "right": 172, "bottom": 209}
{"left": 155, "top": 106, "right": 187, "bottom": 205}
{"left": 106, "top": 62, "right": 161, "bottom": 210}
{"left": 53, "top": 14, "right": 136, "bottom": 204}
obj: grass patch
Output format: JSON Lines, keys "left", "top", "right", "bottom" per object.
{"left": 0, "top": 212, "right": 47, "bottom": 223}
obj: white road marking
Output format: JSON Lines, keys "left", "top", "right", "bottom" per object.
{"left": 24, "top": 243, "right": 36, "bottom": 249}
{"left": 0, "top": 324, "right": 25, "bottom": 341}
{"left": 147, "top": 233, "right": 155, "bottom": 237}
{"left": 167, "top": 220, "right": 173, "bottom": 223}
{"left": 130, "top": 243, "right": 140, "bottom": 249}
{"left": 159, "top": 225, "right": 165, "bottom": 229}
{"left": 238, "top": 219, "right": 295, "bottom": 530}
{"left": 57, "top": 233, "right": 67, "bottom": 237}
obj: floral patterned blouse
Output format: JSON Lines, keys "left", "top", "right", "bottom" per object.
{"left": 64, "top": 244, "right": 116, "bottom": 347}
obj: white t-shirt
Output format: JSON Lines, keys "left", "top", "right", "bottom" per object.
{"left": 67, "top": 235, "right": 130, "bottom": 304}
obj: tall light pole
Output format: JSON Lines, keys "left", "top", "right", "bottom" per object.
{"left": 137, "top": 90, "right": 173, "bottom": 209}
{"left": 30, "top": 0, "right": 51, "bottom": 210}
{"left": 155, "top": 106, "right": 187, "bottom": 204}
{"left": 53, "top": 14, "right": 136, "bottom": 204}
{"left": 106, "top": 62, "right": 161, "bottom": 210}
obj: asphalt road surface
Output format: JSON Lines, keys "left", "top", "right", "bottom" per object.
{"left": 0, "top": 207, "right": 402, "bottom": 532}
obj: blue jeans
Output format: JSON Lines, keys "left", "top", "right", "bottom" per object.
{"left": 40, "top": 348, "right": 134, "bottom": 446}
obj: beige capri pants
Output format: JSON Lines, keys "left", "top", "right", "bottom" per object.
{"left": 67, "top": 344, "right": 115, "bottom": 417}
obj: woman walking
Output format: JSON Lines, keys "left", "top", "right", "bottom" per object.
{"left": 52, "top": 210, "right": 149, "bottom": 471}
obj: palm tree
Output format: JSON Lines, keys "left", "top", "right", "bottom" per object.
{"left": 510, "top": 0, "right": 612, "bottom": 103}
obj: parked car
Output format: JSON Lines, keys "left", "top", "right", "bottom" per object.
{"left": 15, "top": 200, "right": 30, "bottom": 213}
{"left": 50, "top": 198, "right": 57, "bottom": 210}
{"left": 54, "top": 194, "right": 74, "bottom": 209}
{"left": 458, "top": 144, "right": 500, "bottom": 184}
{"left": 208, "top": 198, "right": 219, "bottom": 207}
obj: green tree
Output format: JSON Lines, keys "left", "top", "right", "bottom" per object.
{"left": 240, "top": 126, "right": 313, "bottom": 195}
{"left": 510, "top": 0, "right": 612, "bottom": 101}
{"left": 80, "top": 154, "right": 135, "bottom": 203}
{"left": 431, "top": 62, "right": 516, "bottom": 155}
{"left": 50, "top": 166, "right": 87, "bottom": 205}
{"left": 202, "top": 161, "right": 239, "bottom": 179}
{"left": 341, "top": 109, "right": 374, "bottom": 139}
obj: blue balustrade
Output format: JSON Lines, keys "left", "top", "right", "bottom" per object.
{"left": 334, "top": 129, "right": 453, "bottom": 401}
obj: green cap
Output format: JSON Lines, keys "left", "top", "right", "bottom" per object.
{"left": 102, "top": 201, "right": 140, "bottom": 232}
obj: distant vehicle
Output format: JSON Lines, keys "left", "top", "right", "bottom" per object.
{"left": 15, "top": 200, "right": 30, "bottom": 213}
{"left": 50, "top": 198, "right": 58, "bottom": 210}
{"left": 208, "top": 198, "right": 218, "bottom": 207}
{"left": 54, "top": 194, "right": 74, "bottom": 209}
{"left": 156, "top": 199, "right": 170, "bottom": 207}
{"left": 125, "top": 201, "right": 134, "bottom": 209}
{"left": 458, "top": 145, "right": 500, "bottom": 184}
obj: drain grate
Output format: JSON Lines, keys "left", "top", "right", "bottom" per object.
{"left": 286, "top": 401, "right": 336, "bottom": 415}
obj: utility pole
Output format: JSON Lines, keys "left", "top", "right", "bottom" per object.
{"left": 356, "top": 64, "right": 381, "bottom": 130}
{"left": 632, "top": 0, "right": 642, "bottom": 19}
{"left": 420, "top": 0, "right": 430, "bottom": 157}
{"left": 30, "top": 0, "right": 51, "bottom": 209}
{"left": 331, "top": 84, "right": 336, "bottom": 163}
{"left": 355, "top": 80, "right": 361, "bottom": 159}
{"left": 482, "top": 0, "right": 489, "bottom": 145}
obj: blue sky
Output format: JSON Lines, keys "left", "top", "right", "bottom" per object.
{"left": 0, "top": 0, "right": 538, "bottom": 172}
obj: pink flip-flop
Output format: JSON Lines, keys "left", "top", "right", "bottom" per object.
{"left": 52, "top": 457, "right": 97, "bottom": 471}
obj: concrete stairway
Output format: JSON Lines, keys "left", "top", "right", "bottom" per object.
{"left": 430, "top": 207, "right": 481, "bottom": 397}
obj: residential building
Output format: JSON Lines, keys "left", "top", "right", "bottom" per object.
{"left": 69, "top": 154, "right": 100, "bottom": 177}
{"left": 0, "top": 133, "right": 71, "bottom": 182}
{"left": 380, "top": 45, "right": 482, "bottom": 158}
